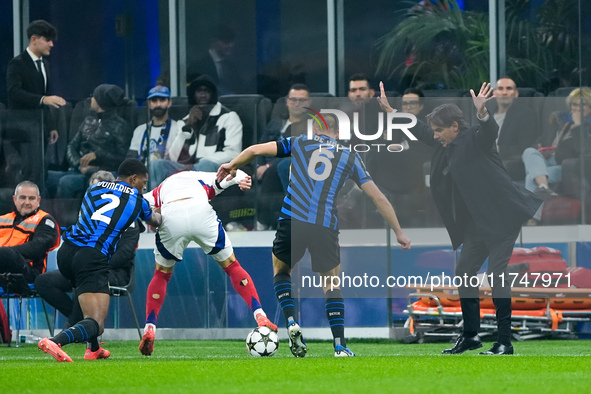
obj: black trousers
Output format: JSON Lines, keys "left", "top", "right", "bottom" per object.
{"left": 0, "top": 247, "right": 38, "bottom": 283}
{"left": 34, "top": 267, "right": 130, "bottom": 327}
{"left": 455, "top": 221, "right": 521, "bottom": 342}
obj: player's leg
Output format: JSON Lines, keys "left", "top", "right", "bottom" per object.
{"left": 140, "top": 221, "right": 186, "bottom": 356}
{"left": 216, "top": 253, "right": 277, "bottom": 331}
{"left": 319, "top": 266, "right": 353, "bottom": 357}
{"left": 140, "top": 261, "right": 175, "bottom": 356}
{"left": 309, "top": 225, "right": 354, "bottom": 357}
{"left": 39, "top": 244, "right": 109, "bottom": 362}
{"left": 272, "top": 219, "right": 307, "bottom": 357}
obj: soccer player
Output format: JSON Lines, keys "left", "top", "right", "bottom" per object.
{"left": 38, "top": 159, "right": 162, "bottom": 362}
{"left": 138, "top": 169, "right": 277, "bottom": 356}
{"left": 217, "top": 114, "right": 412, "bottom": 357}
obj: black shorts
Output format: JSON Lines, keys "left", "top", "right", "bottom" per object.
{"left": 57, "top": 241, "right": 110, "bottom": 295}
{"left": 272, "top": 219, "right": 340, "bottom": 273}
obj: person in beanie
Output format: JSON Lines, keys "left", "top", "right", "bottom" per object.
{"left": 46, "top": 84, "right": 130, "bottom": 199}
{"left": 149, "top": 75, "right": 243, "bottom": 186}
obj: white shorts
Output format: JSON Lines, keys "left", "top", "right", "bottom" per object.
{"left": 154, "top": 198, "right": 233, "bottom": 268}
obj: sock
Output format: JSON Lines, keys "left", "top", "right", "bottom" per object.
{"left": 88, "top": 337, "right": 100, "bottom": 352}
{"left": 274, "top": 273, "right": 296, "bottom": 326}
{"left": 145, "top": 269, "right": 172, "bottom": 325}
{"left": 325, "top": 289, "right": 346, "bottom": 348}
{"left": 51, "top": 318, "right": 99, "bottom": 347}
{"left": 223, "top": 260, "right": 262, "bottom": 311}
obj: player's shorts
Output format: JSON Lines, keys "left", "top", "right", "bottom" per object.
{"left": 57, "top": 241, "right": 110, "bottom": 295}
{"left": 273, "top": 219, "right": 340, "bottom": 273}
{"left": 154, "top": 198, "right": 233, "bottom": 268}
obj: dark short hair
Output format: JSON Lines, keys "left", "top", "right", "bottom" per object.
{"left": 117, "top": 159, "right": 148, "bottom": 178}
{"left": 348, "top": 73, "right": 373, "bottom": 88}
{"left": 426, "top": 104, "right": 469, "bottom": 130}
{"left": 289, "top": 83, "right": 310, "bottom": 93}
{"left": 403, "top": 88, "right": 425, "bottom": 98}
{"left": 27, "top": 20, "right": 57, "bottom": 41}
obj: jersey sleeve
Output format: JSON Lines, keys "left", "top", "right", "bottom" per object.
{"left": 350, "top": 152, "right": 372, "bottom": 187}
{"left": 139, "top": 197, "right": 154, "bottom": 220}
{"left": 275, "top": 137, "right": 292, "bottom": 158}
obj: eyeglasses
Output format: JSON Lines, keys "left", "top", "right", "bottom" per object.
{"left": 571, "top": 102, "right": 591, "bottom": 108}
{"left": 402, "top": 100, "right": 420, "bottom": 107}
{"left": 288, "top": 97, "right": 310, "bottom": 104}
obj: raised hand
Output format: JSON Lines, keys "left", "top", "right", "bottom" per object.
{"left": 377, "top": 81, "right": 396, "bottom": 113}
{"left": 470, "top": 82, "right": 495, "bottom": 114}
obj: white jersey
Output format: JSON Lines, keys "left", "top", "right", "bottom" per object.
{"left": 144, "top": 169, "right": 249, "bottom": 266}
{"left": 144, "top": 170, "right": 248, "bottom": 208}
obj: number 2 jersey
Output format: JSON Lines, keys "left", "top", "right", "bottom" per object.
{"left": 276, "top": 133, "right": 372, "bottom": 230}
{"left": 64, "top": 181, "right": 153, "bottom": 257}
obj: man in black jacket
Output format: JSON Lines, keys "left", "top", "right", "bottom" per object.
{"left": 5, "top": 20, "right": 66, "bottom": 188}
{"left": 379, "top": 82, "right": 542, "bottom": 355}
{"left": 46, "top": 84, "right": 129, "bottom": 199}
{"left": 489, "top": 77, "right": 538, "bottom": 181}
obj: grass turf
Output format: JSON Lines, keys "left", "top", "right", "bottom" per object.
{"left": 1, "top": 339, "right": 590, "bottom": 393}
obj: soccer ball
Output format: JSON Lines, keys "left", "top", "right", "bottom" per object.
{"left": 246, "top": 326, "right": 279, "bottom": 357}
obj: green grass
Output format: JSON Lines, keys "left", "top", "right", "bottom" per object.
{"left": 1, "top": 339, "right": 590, "bottom": 393}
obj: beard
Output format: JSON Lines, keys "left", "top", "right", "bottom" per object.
{"left": 150, "top": 107, "right": 167, "bottom": 118}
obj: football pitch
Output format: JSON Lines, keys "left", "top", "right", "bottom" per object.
{"left": 1, "top": 339, "right": 590, "bottom": 393}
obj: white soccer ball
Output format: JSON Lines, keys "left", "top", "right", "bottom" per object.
{"left": 246, "top": 326, "right": 279, "bottom": 357}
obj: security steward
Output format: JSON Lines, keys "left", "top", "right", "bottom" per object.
{"left": 0, "top": 181, "right": 60, "bottom": 283}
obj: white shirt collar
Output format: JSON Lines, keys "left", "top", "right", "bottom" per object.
{"left": 26, "top": 47, "right": 42, "bottom": 62}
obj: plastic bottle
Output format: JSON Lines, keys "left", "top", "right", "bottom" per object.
{"left": 19, "top": 334, "right": 42, "bottom": 344}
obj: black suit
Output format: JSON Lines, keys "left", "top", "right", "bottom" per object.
{"left": 413, "top": 116, "right": 542, "bottom": 343}
{"left": 489, "top": 100, "right": 538, "bottom": 180}
{"left": 5, "top": 50, "right": 56, "bottom": 187}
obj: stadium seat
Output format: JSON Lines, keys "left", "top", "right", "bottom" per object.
{"left": 218, "top": 94, "right": 272, "bottom": 148}
{"left": 109, "top": 266, "right": 142, "bottom": 340}
{"left": 0, "top": 273, "right": 54, "bottom": 347}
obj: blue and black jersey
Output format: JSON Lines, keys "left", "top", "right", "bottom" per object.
{"left": 64, "top": 180, "right": 152, "bottom": 257}
{"left": 276, "top": 134, "right": 372, "bottom": 230}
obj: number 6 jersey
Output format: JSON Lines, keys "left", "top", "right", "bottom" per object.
{"left": 275, "top": 134, "right": 372, "bottom": 230}
{"left": 64, "top": 180, "right": 153, "bottom": 257}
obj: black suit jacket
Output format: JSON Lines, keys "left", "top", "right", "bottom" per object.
{"left": 6, "top": 50, "right": 56, "bottom": 135}
{"left": 413, "top": 117, "right": 542, "bottom": 250}
{"left": 7, "top": 50, "right": 49, "bottom": 109}
{"left": 490, "top": 100, "right": 538, "bottom": 162}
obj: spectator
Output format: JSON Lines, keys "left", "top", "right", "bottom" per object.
{"left": 187, "top": 25, "right": 244, "bottom": 95}
{"left": 522, "top": 87, "right": 591, "bottom": 199}
{"left": 347, "top": 73, "right": 376, "bottom": 109}
{"left": 5, "top": 20, "right": 66, "bottom": 188}
{"left": 490, "top": 77, "right": 538, "bottom": 180}
{"left": 0, "top": 181, "right": 60, "bottom": 283}
{"left": 255, "top": 84, "right": 310, "bottom": 229}
{"left": 128, "top": 85, "right": 182, "bottom": 189}
{"left": 150, "top": 75, "right": 243, "bottom": 186}
{"left": 35, "top": 171, "right": 141, "bottom": 339}
{"left": 401, "top": 88, "right": 426, "bottom": 119}
{"left": 47, "top": 84, "right": 129, "bottom": 198}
